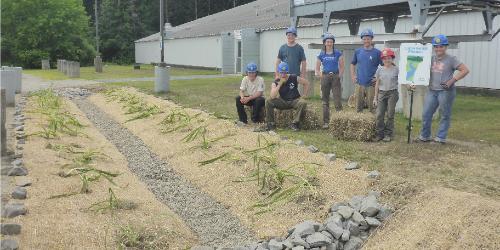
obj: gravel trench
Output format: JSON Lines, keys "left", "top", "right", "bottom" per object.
{"left": 73, "top": 97, "right": 255, "bottom": 247}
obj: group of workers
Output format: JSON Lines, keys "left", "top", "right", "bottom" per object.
{"left": 236, "top": 27, "right": 469, "bottom": 143}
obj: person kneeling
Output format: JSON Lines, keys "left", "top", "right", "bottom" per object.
{"left": 235, "top": 62, "right": 265, "bottom": 124}
{"left": 260, "top": 62, "right": 309, "bottom": 132}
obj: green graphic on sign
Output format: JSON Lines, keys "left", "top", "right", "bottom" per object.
{"left": 405, "top": 55, "right": 424, "bottom": 82}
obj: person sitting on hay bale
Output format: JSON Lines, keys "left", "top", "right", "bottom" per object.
{"left": 256, "top": 62, "right": 309, "bottom": 132}
{"left": 235, "top": 62, "right": 265, "bottom": 124}
{"left": 373, "top": 48, "right": 399, "bottom": 142}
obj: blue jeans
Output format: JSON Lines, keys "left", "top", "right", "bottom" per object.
{"left": 419, "top": 87, "right": 456, "bottom": 141}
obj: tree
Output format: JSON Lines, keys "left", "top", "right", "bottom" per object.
{"left": 1, "top": 0, "right": 95, "bottom": 68}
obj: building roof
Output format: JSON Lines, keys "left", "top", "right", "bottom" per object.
{"left": 135, "top": 0, "right": 324, "bottom": 42}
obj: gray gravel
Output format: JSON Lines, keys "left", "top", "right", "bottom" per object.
{"left": 73, "top": 97, "right": 255, "bottom": 247}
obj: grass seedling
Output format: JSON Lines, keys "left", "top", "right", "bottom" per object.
{"left": 235, "top": 134, "right": 320, "bottom": 214}
{"left": 86, "top": 188, "right": 138, "bottom": 213}
{"left": 29, "top": 89, "right": 85, "bottom": 139}
{"left": 58, "top": 167, "right": 120, "bottom": 194}
{"left": 198, "top": 152, "right": 230, "bottom": 166}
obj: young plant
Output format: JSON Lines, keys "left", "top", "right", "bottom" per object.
{"left": 56, "top": 166, "right": 120, "bottom": 195}
{"left": 86, "top": 188, "right": 137, "bottom": 213}
{"left": 235, "top": 134, "right": 320, "bottom": 214}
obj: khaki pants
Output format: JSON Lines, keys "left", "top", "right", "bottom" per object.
{"left": 376, "top": 89, "right": 399, "bottom": 137}
{"left": 265, "top": 98, "right": 307, "bottom": 125}
{"left": 321, "top": 73, "right": 342, "bottom": 124}
{"left": 355, "top": 84, "right": 375, "bottom": 113}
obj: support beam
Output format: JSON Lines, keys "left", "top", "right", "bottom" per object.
{"left": 383, "top": 13, "right": 399, "bottom": 33}
{"left": 408, "top": 0, "right": 430, "bottom": 32}
{"left": 347, "top": 16, "right": 361, "bottom": 36}
{"left": 482, "top": 10, "right": 496, "bottom": 34}
{"left": 322, "top": 11, "right": 332, "bottom": 33}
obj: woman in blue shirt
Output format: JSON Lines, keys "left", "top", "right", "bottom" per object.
{"left": 315, "top": 33, "right": 344, "bottom": 129}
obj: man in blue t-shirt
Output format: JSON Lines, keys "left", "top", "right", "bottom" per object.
{"left": 350, "top": 28, "right": 382, "bottom": 113}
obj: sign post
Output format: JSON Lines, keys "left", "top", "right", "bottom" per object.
{"left": 398, "top": 43, "right": 432, "bottom": 143}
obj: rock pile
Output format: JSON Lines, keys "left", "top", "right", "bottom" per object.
{"left": 193, "top": 192, "right": 392, "bottom": 250}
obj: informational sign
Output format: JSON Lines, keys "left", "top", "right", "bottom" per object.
{"left": 398, "top": 43, "right": 432, "bottom": 85}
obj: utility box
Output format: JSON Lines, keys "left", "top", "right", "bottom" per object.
{"left": 154, "top": 64, "right": 170, "bottom": 93}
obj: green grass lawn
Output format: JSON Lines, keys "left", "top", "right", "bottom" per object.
{"left": 24, "top": 64, "right": 220, "bottom": 81}
{"left": 102, "top": 77, "right": 500, "bottom": 200}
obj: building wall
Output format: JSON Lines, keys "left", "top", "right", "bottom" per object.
{"left": 135, "top": 41, "right": 160, "bottom": 64}
{"left": 135, "top": 36, "right": 222, "bottom": 69}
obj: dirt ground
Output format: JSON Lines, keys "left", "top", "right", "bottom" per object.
{"left": 364, "top": 187, "right": 500, "bottom": 250}
{"left": 89, "top": 88, "right": 372, "bottom": 238}
{"left": 89, "top": 87, "right": 500, "bottom": 248}
{"left": 12, "top": 96, "right": 197, "bottom": 249}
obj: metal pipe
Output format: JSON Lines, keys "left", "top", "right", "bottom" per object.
{"left": 160, "top": 0, "right": 165, "bottom": 63}
{"left": 422, "top": 6, "right": 446, "bottom": 37}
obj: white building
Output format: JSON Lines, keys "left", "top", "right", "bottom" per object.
{"left": 135, "top": 0, "right": 500, "bottom": 90}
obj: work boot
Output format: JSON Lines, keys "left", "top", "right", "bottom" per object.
{"left": 383, "top": 136, "right": 392, "bottom": 142}
{"left": 372, "top": 135, "right": 383, "bottom": 142}
{"left": 290, "top": 123, "right": 300, "bottom": 132}
{"left": 322, "top": 123, "right": 329, "bottom": 129}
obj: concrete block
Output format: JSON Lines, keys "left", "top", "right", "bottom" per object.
{"left": 41, "top": 59, "right": 50, "bottom": 70}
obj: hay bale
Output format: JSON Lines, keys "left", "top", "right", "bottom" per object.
{"left": 244, "top": 105, "right": 265, "bottom": 123}
{"left": 274, "top": 108, "right": 320, "bottom": 130}
{"left": 329, "top": 111, "right": 376, "bottom": 141}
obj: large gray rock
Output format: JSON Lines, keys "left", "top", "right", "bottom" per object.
{"left": 0, "top": 224, "right": 21, "bottom": 235}
{"left": 325, "top": 242, "right": 338, "bottom": 250}
{"left": 341, "top": 230, "right": 350, "bottom": 242}
{"left": 343, "top": 236, "right": 363, "bottom": 250}
{"left": 325, "top": 213, "right": 343, "bottom": 228}
{"left": 344, "top": 162, "right": 359, "bottom": 170}
{"left": 268, "top": 239, "right": 283, "bottom": 250}
{"left": 366, "top": 170, "right": 380, "bottom": 179}
{"left": 351, "top": 211, "right": 365, "bottom": 224}
{"left": 305, "top": 232, "right": 332, "bottom": 248}
{"left": 365, "top": 217, "right": 381, "bottom": 227}
{"left": 321, "top": 230, "right": 333, "bottom": 240}
{"left": 290, "top": 236, "right": 310, "bottom": 248}
{"left": 11, "top": 159, "right": 22, "bottom": 167}
{"left": 15, "top": 177, "right": 31, "bottom": 187}
{"left": 376, "top": 205, "right": 393, "bottom": 222}
{"left": 347, "top": 221, "right": 360, "bottom": 236}
{"left": 291, "top": 246, "right": 304, "bottom": 250}
{"left": 3, "top": 167, "right": 28, "bottom": 176}
{"left": 348, "top": 196, "right": 364, "bottom": 211}
{"left": 0, "top": 239, "right": 19, "bottom": 250}
{"left": 330, "top": 203, "right": 346, "bottom": 213}
{"left": 337, "top": 206, "right": 354, "bottom": 219}
{"left": 1, "top": 203, "right": 27, "bottom": 218}
{"left": 11, "top": 187, "right": 27, "bottom": 199}
{"left": 360, "top": 195, "right": 380, "bottom": 217}
{"left": 290, "top": 220, "right": 321, "bottom": 237}
{"left": 325, "top": 153, "right": 336, "bottom": 161}
{"left": 325, "top": 222, "right": 343, "bottom": 239}
{"left": 307, "top": 145, "right": 319, "bottom": 153}
{"left": 295, "top": 140, "right": 305, "bottom": 146}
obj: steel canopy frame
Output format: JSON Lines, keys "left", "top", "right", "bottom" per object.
{"left": 290, "top": 0, "right": 500, "bottom": 42}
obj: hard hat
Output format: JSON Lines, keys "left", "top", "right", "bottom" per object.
{"left": 286, "top": 27, "right": 297, "bottom": 36}
{"left": 322, "top": 33, "right": 335, "bottom": 43}
{"left": 360, "top": 28, "right": 374, "bottom": 39}
{"left": 278, "top": 62, "right": 289, "bottom": 73}
{"left": 432, "top": 34, "right": 449, "bottom": 46}
{"left": 246, "top": 62, "right": 258, "bottom": 73}
{"left": 380, "top": 48, "right": 395, "bottom": 59}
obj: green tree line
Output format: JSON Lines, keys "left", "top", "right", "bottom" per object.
{"left": 1, "top": 0, "right": 254, "bottom": 68}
